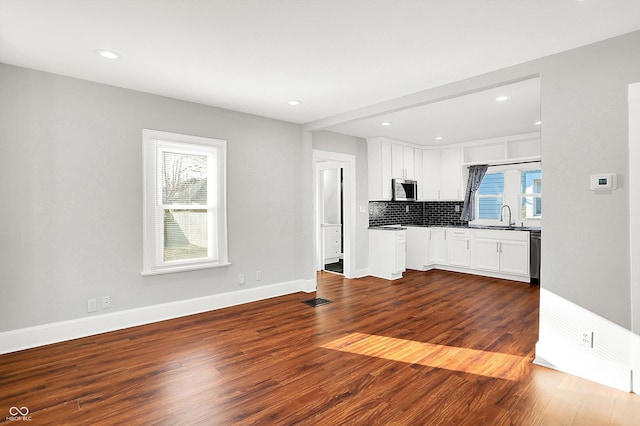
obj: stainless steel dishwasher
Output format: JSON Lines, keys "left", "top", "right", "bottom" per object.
{"left": 530, "top": 232, "right": 541, "bottom": 284}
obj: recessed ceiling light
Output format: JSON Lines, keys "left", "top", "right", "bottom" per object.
{"left": 288, "top": 100, "right": 302, "bottom": 106}
{"left": 534, "top": 121, "right": 542, "bottom": 125}
{"left": 495, "top": 95, "right": 510, "bottom": 102}
{"left": 381, "top": 121, "right": 393, "bottom": 126}
{"left": 434, "top": 136, "right": 444, "bottom": 141}
{"left": 95, "top": 49, "right": 121, "bottom": 60}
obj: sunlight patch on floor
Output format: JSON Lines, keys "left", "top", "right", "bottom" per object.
{"left": 321, "top": 332, "right": 528, "bottom": 381}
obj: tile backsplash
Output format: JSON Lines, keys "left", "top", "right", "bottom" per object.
{"left": 369, "top": 201, "right": 467, "bottom": 227}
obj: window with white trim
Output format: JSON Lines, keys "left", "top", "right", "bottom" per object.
{"left": 142, "top": 129, "right": 229, "bottom": 275}
{"left": 471, "top": 163, "right": 542, "bottom": 227}
{"left": 520, "top": 169, "right": 542, "bottom": 220}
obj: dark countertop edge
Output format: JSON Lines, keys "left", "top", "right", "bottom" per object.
{"left": 389, "top": 224, "right": 542, "bottom": 232}
{"left": 368, "top": 226, "right": 407, "bottom": 231}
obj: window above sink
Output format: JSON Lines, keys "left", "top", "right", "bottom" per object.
{"left": 470, "top": 162, "right": 542, "bottom": 228}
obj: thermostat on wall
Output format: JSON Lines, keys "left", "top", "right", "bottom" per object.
{"left": 590, "top": 173, "right": 617, "bottom": 191}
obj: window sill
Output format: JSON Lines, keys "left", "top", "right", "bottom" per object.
{"left": 141, "top": 261, "right": 231, "bottom": 276}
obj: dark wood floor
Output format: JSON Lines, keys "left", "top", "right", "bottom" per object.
{"left": 1, "top": 270, "right": 639, "bottom": 425}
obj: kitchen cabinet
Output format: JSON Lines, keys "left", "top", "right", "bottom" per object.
{"left": 374, "top": 226, "right": 532, "bottom": 282}
{"left": 473, "top": 237, "right": 501, "bottom": 272}
{"left": 429, "top": 228, "right": 448, "bottom": 265}
{"left": 500, "top": 239, "right": 530, "bottom": 276}
{"left": 440, "top": 147, "right": 463, "bottom": 200}
{"left": 419, "top": 147, "right": 464, "bottom": 201}
{"left": 367, "top": 138, "right": 393, "bottom": 200}
{"left": 369, "top": 228, "right": 406, "bottom": 280}
{"left": 447, "top": 228, "right": 471, "bottom": 267}
{"left": 405, "top": 226, "right": 430, "bottom": 270}
{"left": 392, "top": 144, "right": 416, "bottom": 179}
{"left": 322, "top": 224, "right": 342, "bottom": 264}
{"left": 472, "top": 230, "right": 530, "bottom": 277}
{"left": 421, "top": 149, "right": 441, "bottom": 200}
{"left": 368, "top": 138, "right": 426, "bottom": 200}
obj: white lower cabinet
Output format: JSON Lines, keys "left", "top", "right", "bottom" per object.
{"left": 429, "top": 228, "right": 448, "bottom": 265}
{"left": 473, "top": 238, "right": 501, "bottom": 272}
{"left": 447, "top": 229, "right": 471, "bottom": 267}
{"left": 322, "top": 224, "right": 342, "bottom": 264}
{"left": 472, "top": 230, "right": 530, "bottom": 279}
{"left": 401, "top": 226, "right": 531, "bottom": 283}
{"left": 369, "top": 229, "right": 406, "bottom": 280}
{"left": 406, "top": 227, "right": 430, "bottom": 270}
{"left": 499, "top": 239, "right": 529, "bottom": 276}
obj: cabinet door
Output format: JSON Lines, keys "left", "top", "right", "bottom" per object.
{"left": 413, "top": 149, "right": 423, "bottom": 199}
{"left": 391, "top": 144, "right": 405, "bottom": 178}
{"left": 381, "top": 141, "right": 392, "bottom": 199}
{"left": 395, "top": 233, "right": 407, "bottom": 274}
{"left": 500, "top": 240, "right": 529, "bottom": 276}
{"left": 429, "top": 229, "right": 448, "bottom": 265}
{"left": 422, "top": 150, "right": 441, "bottom": 200}
{"left": 448, "top": 236, "right": 470, "bottom": 267}
{"left": 405, "top": 227, "right": 429, "bottom": 270}
{"left": 440, "top": 147, "right": 462, "bottom": 200}
{"left": 473, "top": 238, "right": 501, "bottom": 272}
{"left": 403, "top": 146, "right": 414, "bottom": 179}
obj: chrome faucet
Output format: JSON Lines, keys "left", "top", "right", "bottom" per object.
{"left": 500, "top": 205, "right": 515, "bottom": 226}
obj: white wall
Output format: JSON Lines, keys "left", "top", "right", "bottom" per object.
{"left": 0, "top": 63, "right": 313, "bottom": 334}
{"left": 312, "top": 130, "right": 369, "bottom": 272}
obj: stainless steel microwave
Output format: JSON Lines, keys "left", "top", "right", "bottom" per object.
{"left": 392, "top": 178, "right": 417, "bottom": 201}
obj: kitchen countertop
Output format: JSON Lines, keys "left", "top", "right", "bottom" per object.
{"left": 376, "top": 224, "right": 542, "bottom": 233}
{"left": 368, "top": 226, "right": 407, "bottom": 231}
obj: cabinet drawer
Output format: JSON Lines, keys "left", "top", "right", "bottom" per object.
{"left": 447, "top": 228, "right": 471, "bottom": 238}
{"left": 474, "top": 229, "right": 529, "bottom": 241}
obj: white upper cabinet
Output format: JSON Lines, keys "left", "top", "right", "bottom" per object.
{"left": 419, "top": 147, "right": 464, "bottom": 201}
{"left": 391, "top": 143, "right": 416, "bottom": 179}
{"left": 368, "top": 138, "right": 464, "bottom": 201}
{"left": 440, "top": 147, "right": 463, "bottom": 200}
{"left": 421, "top": 149, "right": 441, "bottom": 200}
{"left": 368, "top": 138, "right": 393, "bottom": 200}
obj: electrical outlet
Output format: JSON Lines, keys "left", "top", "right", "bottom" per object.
{"left": 101, "top": 296, "right": 111, "bottom": 309}
{"left": 455, "top": 205, "right": 460, "bottom": 213}
{"left": 580, "top": 331, "right": 593, "bottom": 348}
{"left": 405, "top": 205, "right": 409, "bottom": 212}
{"left": 239, "top": 273, "right": 246, "bottom": 285}
{"left": 256, "top": 270, "right": 262, "bottom": 281}
{"left": 88, "top": 299, "right": 97, "bottom": 313}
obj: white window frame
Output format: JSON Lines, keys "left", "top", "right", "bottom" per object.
{"left": 142, "top": 129, "right": 229, "bottom": 275}
{"left": 470, "top": 162, "right": 542, "bottom": 228}
{"left": 520, "top": 169, "right": 543, "bottom": 221}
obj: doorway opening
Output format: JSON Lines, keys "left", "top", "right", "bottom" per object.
{"left": 313, "top": 150, "right": 356, "bottom": 279}
{"left": 320, "top": 167, "right": 344, "bottom": 274}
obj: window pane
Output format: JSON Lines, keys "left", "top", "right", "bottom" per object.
{"left": 164, "top": 209, "right": 208, "bottom": 261}
{"left": 162, "top": 151, "right": 208, "bottom": 205}
{"left": 521, "top": 170, "right": 542, "bottom": 194}
{"left": 479, "top": 197, "right": 503, "bottom": 219}
{"left": 478, "top": 172, "right": 504, "bottom": 195}
{"left": 521, "top": 196, "right": 542, "bottom": 219}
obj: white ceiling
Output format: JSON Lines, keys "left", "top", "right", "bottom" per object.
{"left": 328, "top": 77, "right": 541, "bottom": 146}
{"left": 1, "top": 0, "right": 640, "bottom": 142}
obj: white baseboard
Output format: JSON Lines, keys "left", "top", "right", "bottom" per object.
{"left": 535, "top": 288, "right": 633, "bottom": 392}
{"left": 0, "top": 278, "right": 316, "bottom": 355}
{"left": 534, "top": 341, "right": 632, "bottom": 392}
{"left": 354, "top": 268, "right": 370, "bottom": 278}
